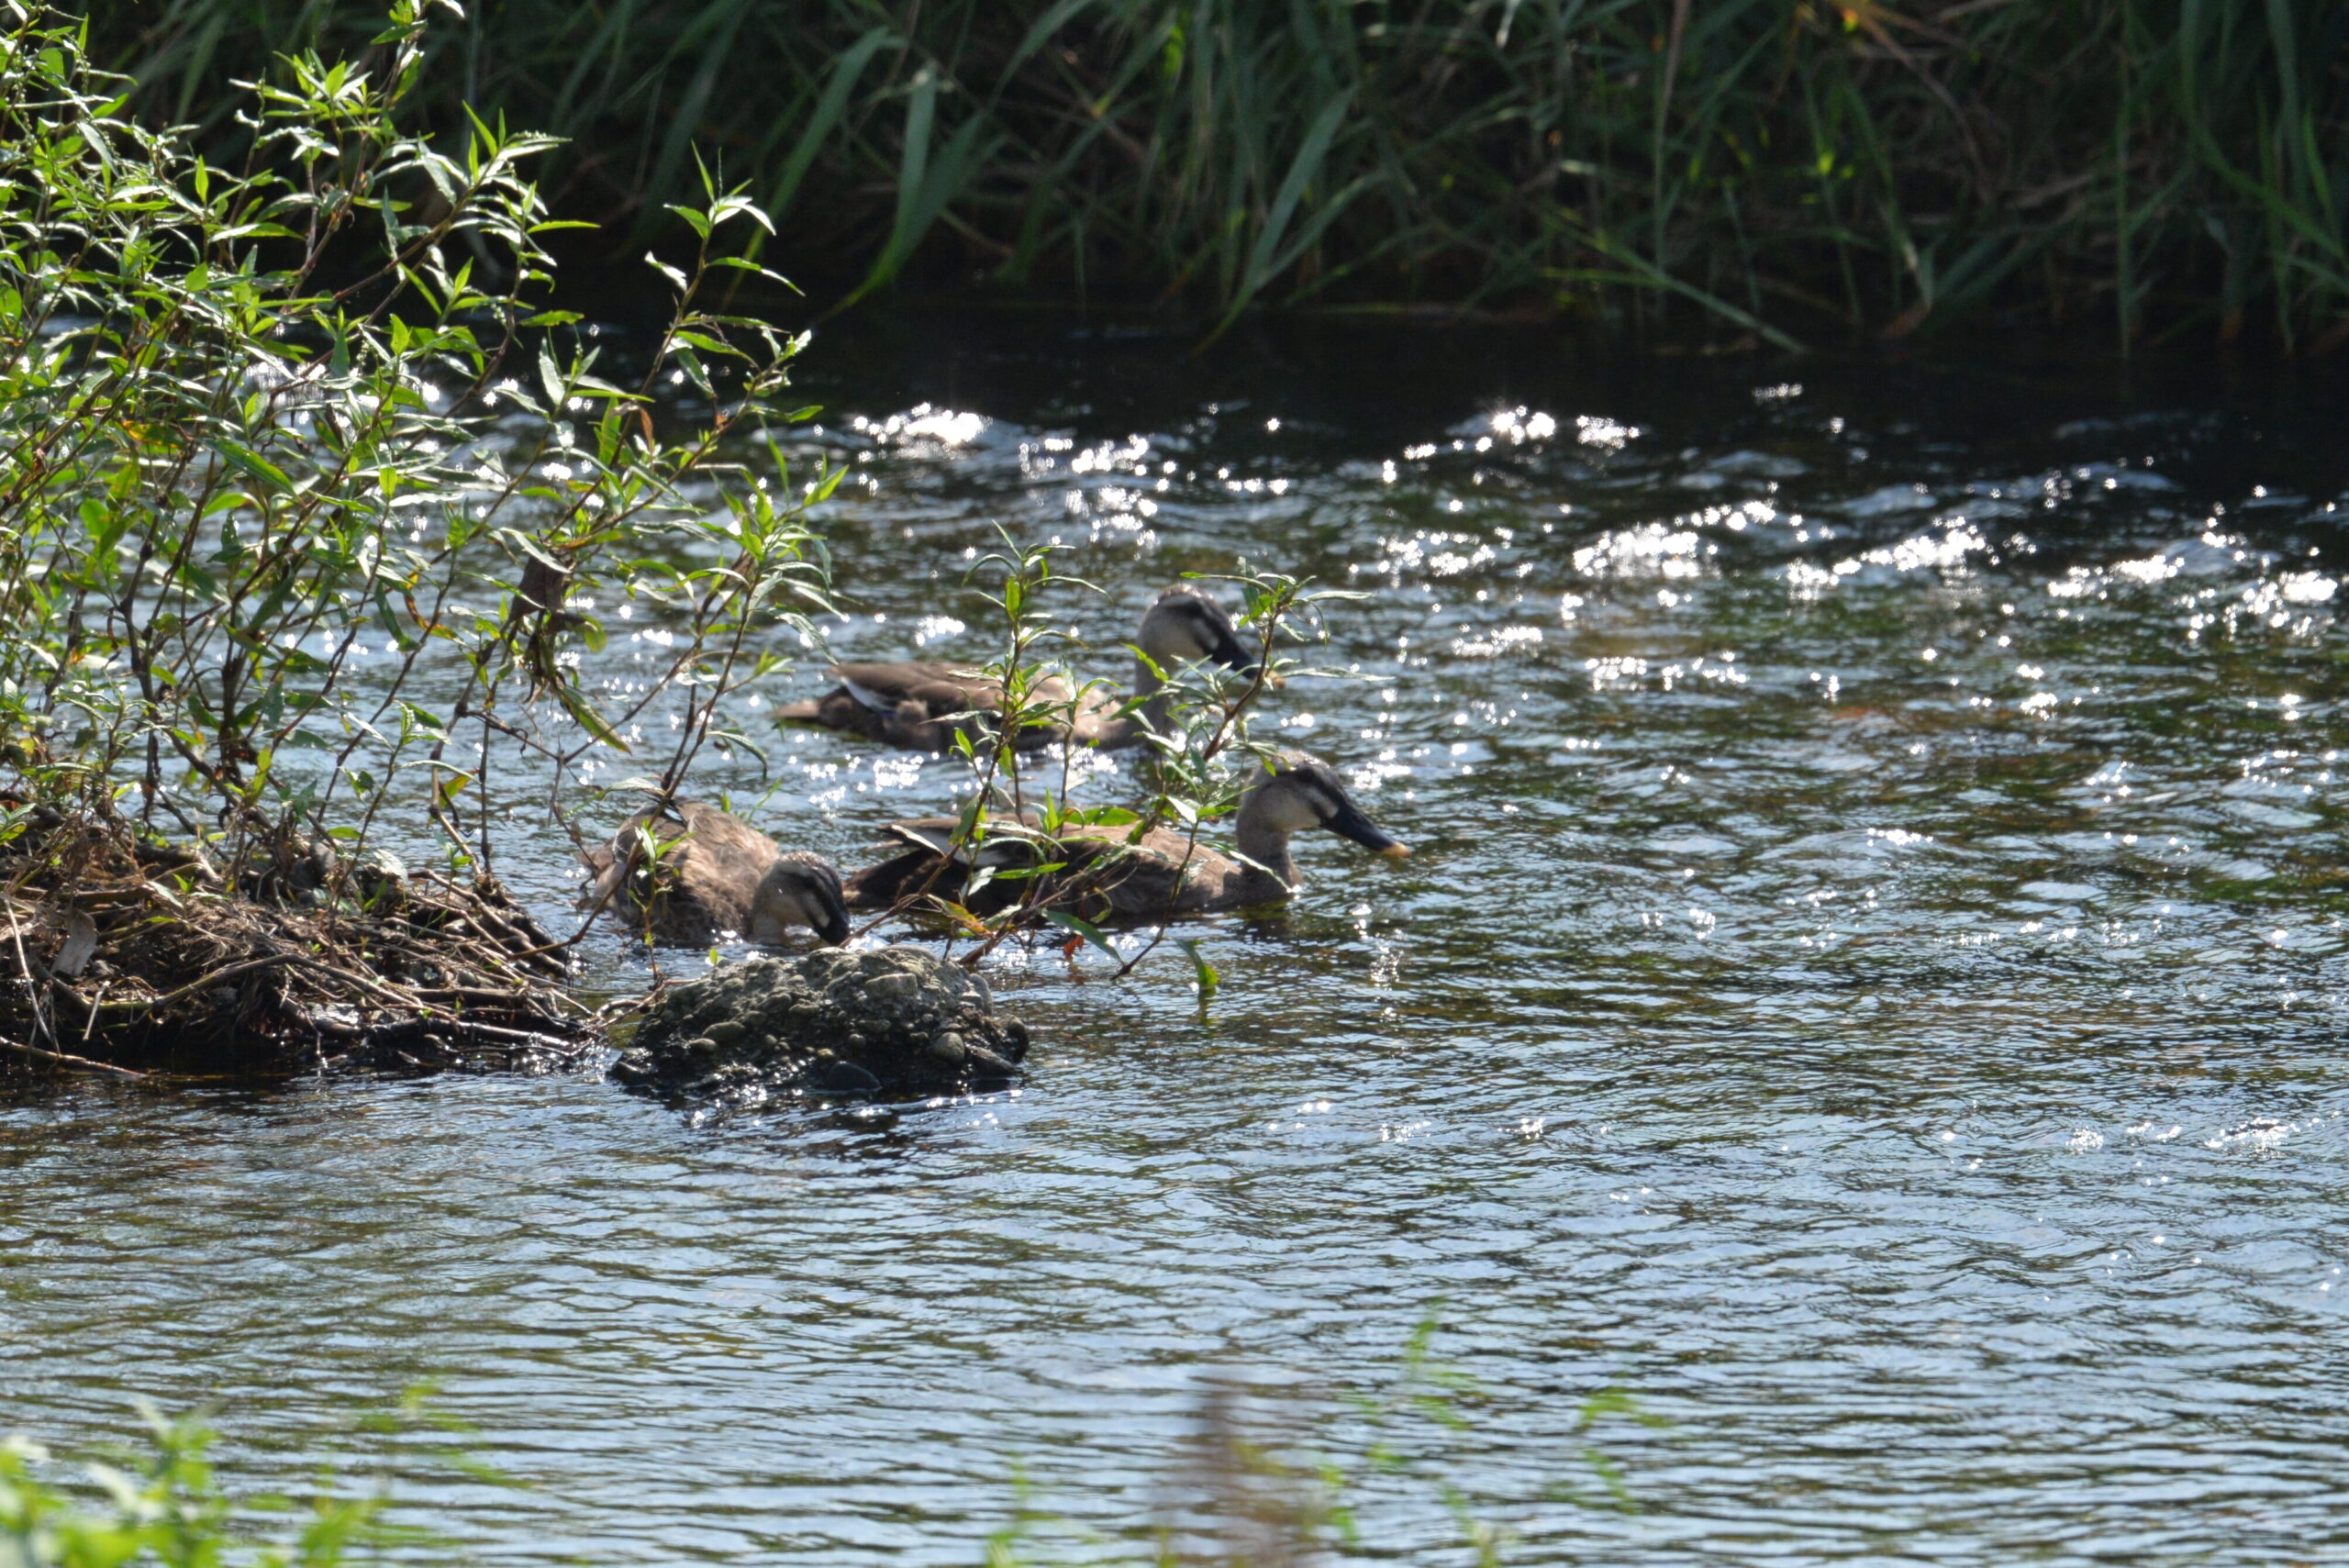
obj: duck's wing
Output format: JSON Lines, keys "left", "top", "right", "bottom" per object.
{"left": 878, "top": 816, "right": 969, "bottom": 860}
{"left": 675, "top": 800, "right": 779, "bottom": 858}
{"left": 878, "top": 813, "right": 1052, "bottom": 864}
{"left": 843, "top": 847, "right": 936, "bottom": 911}
{"left": 1130, "top": 822, "right": 1236, "bottom": 872}
{"left": 776, "top": 664, "right": 996, "bottom": 751}
{"left": 844, "top": 817, "right": 987, "bottom": 911}
{"left": 666, "top": 803, "right": 784, "bottom": 919}
{"left": 1059, "top": 822, "right": 1241, "bottom": 917}
{"left": 830, "top": 662, "right": 998, "bottom": 717}
{"left": 848, "top": 811, "right": 1076, "bottom": 912}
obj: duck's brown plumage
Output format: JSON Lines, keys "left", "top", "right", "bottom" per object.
{"left": 583, "top": 798, "right": 848, "bottom": 946}
{"left": 843, "top": 754, "right": 1407, "bottom": 924}
{"left": 776, "top": 586, "right": 1255, "bottom": 753}
{"left": 780, "top": 662, "right": 1091, "bottom": 752}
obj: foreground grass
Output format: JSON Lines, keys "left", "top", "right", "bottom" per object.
{"left": 1, "top": 1407, "right": 407, "bottom": 1567}
{"left": 83, "top": 0, "right": 2349, "bottom": 348}
{"left": 5, "top": 1316, "right": 1657, "bottom": 1565}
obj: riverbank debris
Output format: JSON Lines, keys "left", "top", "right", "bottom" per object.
{"left": 0, "top": 813, "right": 594, "bottom": 1079}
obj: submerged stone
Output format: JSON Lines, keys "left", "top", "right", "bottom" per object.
{"left": 609, "top": 944, "right": 1029, "bottom": 1106}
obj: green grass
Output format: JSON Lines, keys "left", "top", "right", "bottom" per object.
{"left": 5, "top": 1312, "right": 1657, "bottom": 1566}
{"left": 2, "top": 1401, "right": 430, "bottom": 1567}
{"left": 81, "top": 0, "right": 2349, "bottom": 347}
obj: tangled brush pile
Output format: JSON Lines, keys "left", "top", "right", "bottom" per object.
{"left": 0, "top": 811, "right": 590, "bottom": 1079}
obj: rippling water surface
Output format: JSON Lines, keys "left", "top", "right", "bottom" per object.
{"left": 6, "top": 319, "right": 2349, "bottom": 1563}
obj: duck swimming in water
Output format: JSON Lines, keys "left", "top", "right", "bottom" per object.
{"left": 583, "top": 798, "right": 849, "bottom": 946}
{"left": 776, "top": 585, "right": 1257, "bottom": 752}
{"left": 843, "top": 752, "right": 1408, "bottom": 923}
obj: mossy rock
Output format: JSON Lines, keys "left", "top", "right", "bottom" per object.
{"left": 610, "top": 944, "right": 1028, "bottom": 1106}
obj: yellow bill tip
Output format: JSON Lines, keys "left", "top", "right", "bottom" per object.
{"left": 1378, "top": 843, "right": 1411, "bottom": 859}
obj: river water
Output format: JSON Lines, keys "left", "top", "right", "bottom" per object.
{"left": 6, "top": 317, "right": 2348, "bottom": 1563}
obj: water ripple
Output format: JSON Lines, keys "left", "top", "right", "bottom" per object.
{"left": 6, "top": 327, "right": 2349, "bottom": 1563}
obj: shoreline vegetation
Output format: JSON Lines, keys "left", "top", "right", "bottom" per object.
{"left": 0, "top": 0, "right": 1334, "bottom": 1081}
{"left": 0, "top": 0, "right": 836, "bottom": 1075}
{"left": 80, "top": 0, "right": 2349, "bottom": 351}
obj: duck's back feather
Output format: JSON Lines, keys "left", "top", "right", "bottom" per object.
{"left": 588, "top": 799, "right": 844, "bottom": 944}
{"left": 780, "top": 662, "right": 1097, "bottom": 752}
{"left": 842, "top": 813, "right": 1257, "bottom": 921}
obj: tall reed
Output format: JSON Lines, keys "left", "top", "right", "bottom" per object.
{"left": 84, "top": 1, "right": 2349, "bottom": 347}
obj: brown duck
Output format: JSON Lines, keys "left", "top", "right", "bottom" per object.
{"left": 844, "top": 752, "right": 1408, "bottom": 923}
{"left": 583, "top": 798, "right": 849, "bottom": 946}
{"left": 775, "top": 586, "right": 1256, "bottom": 752}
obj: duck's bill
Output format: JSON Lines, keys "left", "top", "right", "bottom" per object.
{"left": 1328, "top": 800, "right": 1408, "bottom": 857}
{"left": 1208, "top": 628, "right": 1261, "bottom": 679}
{"left": 805, "top": 878, "right": 852, "bottom": 946}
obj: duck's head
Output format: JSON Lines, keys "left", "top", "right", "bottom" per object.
{"left": 1245, "top": 752, "right": 1409, "bottom": 857}
{"left": 756, "top": 851, "right": 852, "bottom": 945}
{"left": 1137, "top": 586, "right": 1258, "bottom": 680}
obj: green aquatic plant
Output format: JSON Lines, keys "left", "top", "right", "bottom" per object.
{"left": 80, "top": 0, "right": 2349, "bottom": 347}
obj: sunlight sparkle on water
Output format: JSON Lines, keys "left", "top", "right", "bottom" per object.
{"left": 852, "top": 403, "right": 987, "bottom": 447}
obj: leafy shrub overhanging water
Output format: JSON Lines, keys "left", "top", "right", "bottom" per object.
{"left": 0, "top": 0, "right": 1357, "bottom": 1076}
{"left": 81, "top": 0, "right": 2349, "bottom": 347}
{"left": 0, "top": 1, "right": 833, "bottom": 1072}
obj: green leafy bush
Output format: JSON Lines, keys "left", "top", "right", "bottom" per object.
{"left": 0, "top": 0, "right": 828, "bottom": 878}
{"left": 0, "top": 2, "right": 833, "bottom": 1070}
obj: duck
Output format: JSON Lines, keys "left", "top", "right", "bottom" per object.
{"left": 843, "top": 751, "right": 1408, "bottom": 923}
{"left": 582, "top": 798, "right": 849, "bottom": 946}
{"left": 775, "top": 585, "right": 1257, "bottom": 752}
